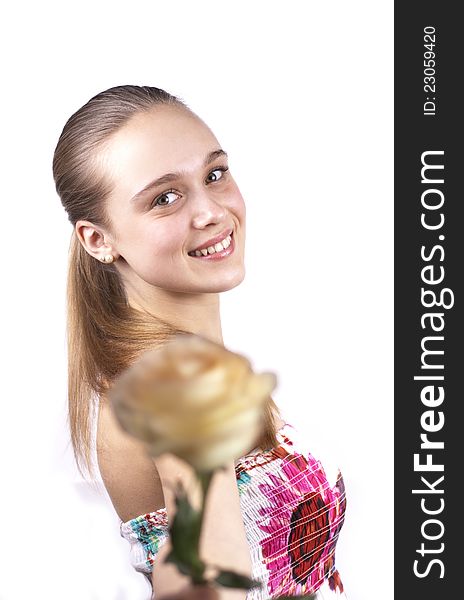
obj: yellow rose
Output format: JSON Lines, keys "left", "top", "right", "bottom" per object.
{"left": 108, "top": 333, "right": 277, "bottom": 471}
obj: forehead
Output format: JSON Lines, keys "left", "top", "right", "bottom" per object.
{"left": 101, "top": 106, "right": 219, "bottom": 198}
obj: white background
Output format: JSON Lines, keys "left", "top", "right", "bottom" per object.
{"left": 0, "top": 1, "right": 393, "bottom": 599}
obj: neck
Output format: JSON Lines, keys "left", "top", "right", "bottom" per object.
{"left": 127, "top": 284, "right": 223, "bottom": 345}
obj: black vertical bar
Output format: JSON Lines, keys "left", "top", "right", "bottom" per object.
{"left": 395, "top": 2, "right": 462, "bottom": 597}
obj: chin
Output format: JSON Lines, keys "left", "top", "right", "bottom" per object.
{"left": 207, "top": 267, "right": 246, "bottom": 293}
{"left": 221, "top": 277, "right": 245, "bottom": 293}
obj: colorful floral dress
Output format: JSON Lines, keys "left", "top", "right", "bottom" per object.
{"left": 120, "top": 423, "right": 347, "bottom": 599}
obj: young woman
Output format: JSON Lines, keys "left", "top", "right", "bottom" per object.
{"left": 53, "top": 85, "right": 347, "bottom": 599}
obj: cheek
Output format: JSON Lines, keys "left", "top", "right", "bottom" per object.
{"left": 227, "top": 186, "right": 246, "bottom": 223}
{"left": 146, "top": 222, "right": 185, "bottom": 257}
{"left": 116, "top": 218, "right": 182, "bottom": 262}
{"left": 237, "top": 197, "right": 246, "bottom": 226}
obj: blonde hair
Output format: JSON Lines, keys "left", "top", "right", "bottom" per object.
{"left": 53, "top": 85, "right": 280, "bottom": 475}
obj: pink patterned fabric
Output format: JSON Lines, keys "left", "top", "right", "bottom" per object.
{"left": 235, "top": 424, "right": 346, "bottom": 598}
{"left": 121, "top": 423, "right": 347, "bottom": 599}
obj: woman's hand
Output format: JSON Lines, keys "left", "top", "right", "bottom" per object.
{"left": 159, "top": 584, "right": 219, "bottom": 600}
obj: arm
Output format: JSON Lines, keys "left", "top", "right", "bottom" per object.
{"left": 97, "top": 399, "right": 252, "bottom": 599}
{"left": 152, "top": 454, "right": 252, "bottom": 599}
{"left": 97, "top": 398, "right": 165, "bottom": 520}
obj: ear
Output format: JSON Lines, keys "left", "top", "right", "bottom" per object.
{"left": 75, "top": 220, "right": 119, "bottom": 262}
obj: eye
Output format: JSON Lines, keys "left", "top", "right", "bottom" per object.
{"left": 205, "top": 166, "right": 229, "bottom": 183}
{"left": 151, "top": 190, "right": 179, "bottom": 208}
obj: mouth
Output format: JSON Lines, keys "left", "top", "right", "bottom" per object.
{"left": 187, "top": 231, "right": 235, "bottom": 260}
{"left": 188, "top": 229, "right": 233, "bottom": 257}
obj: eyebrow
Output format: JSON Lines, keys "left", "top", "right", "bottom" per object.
{"left": 130, "top": 149, "right": 228, "bottom": 203}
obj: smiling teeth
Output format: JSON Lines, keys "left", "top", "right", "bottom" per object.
{"left": 191, "top": 234, "right": 232, "bottom": 257}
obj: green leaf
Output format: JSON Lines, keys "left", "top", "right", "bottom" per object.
{"left": 214, "top": 569, "right": 262, "bottom": 590}
{"left": 164, "top": 550, "right": 194, "bottom": 577}
{"left": 169, "top": 489, "right": 203, "bottom": 562}
{"left": 163, "top": 471, "right": 217, "bottom": 585}
{"left": 164, "top": 549, "right": 208, "bottom": 584}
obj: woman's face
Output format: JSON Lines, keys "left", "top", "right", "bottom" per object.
{"left": 95, "top": 106, "right": 246, "bottom": 296}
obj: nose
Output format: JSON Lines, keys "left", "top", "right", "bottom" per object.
{"left": 190, "top": 189, "right": 228, "bottom": 229}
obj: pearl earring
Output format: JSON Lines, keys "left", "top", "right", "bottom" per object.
{"left": 100, "top": 254, "right": 114, "bottom": 264}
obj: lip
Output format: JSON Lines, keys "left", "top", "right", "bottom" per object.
{"left": 189, "top": 228, "right": 233, "bottom": 253}
{"left": 188, "top": 231, "right": 235, "bottom": 261}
